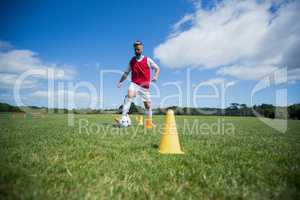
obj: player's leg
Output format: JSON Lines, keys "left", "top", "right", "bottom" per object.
{"left": 144, "top": 101, "right": 155, "bottom": 128}
{"left": 122, "top": 86, "right": 135, "bottom": 117}
{"left": 116, "top": 85, "right": 135, "bottom": 127}
{"left": 139, "top": 87, "right": 153, "bottom": 128}
{"left": 144, "top": 101, "right": 152, "bottom": 119}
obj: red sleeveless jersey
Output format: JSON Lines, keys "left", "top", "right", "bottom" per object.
{"left": 130, "top": 56, "right": 150, "bottom": 89}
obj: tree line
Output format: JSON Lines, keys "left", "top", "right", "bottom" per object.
{"left": 123, "top": 102, "right": 300, "bottom": 120}
{"left": 1, "top": 102, "right": 300, "bottom": 119}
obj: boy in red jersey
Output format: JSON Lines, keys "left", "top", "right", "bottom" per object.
{"left": 117, "top": 40, "right": 160, "bottom": 128}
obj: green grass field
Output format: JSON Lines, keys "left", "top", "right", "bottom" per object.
{"left": 0, "top": 113, "right": 300, "bottom": 199}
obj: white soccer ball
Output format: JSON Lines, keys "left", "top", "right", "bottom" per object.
{"left": 119, "top": 115, "right": 131, "bottom": 127}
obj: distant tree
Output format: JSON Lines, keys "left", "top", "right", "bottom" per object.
{"left": 288, "top": 104, "right": 300, "bottom": 119}
{"left": 0, "top": 102, "right": 23, "bottom": 112}
{"left": 230, "top": 103, "right": 240, "bottom": 109}
{"left": 240, "top": 104, "right": 247, "bottom": 109}
{"left": 225, "top": 103, "right": 240, "bottom": 116}
{"left": 239, "top": 104, "right": 248, "bottom": 116}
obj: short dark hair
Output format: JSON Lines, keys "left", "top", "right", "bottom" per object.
{"left": 133, "top": 40, "right": 142, "bottom": 47}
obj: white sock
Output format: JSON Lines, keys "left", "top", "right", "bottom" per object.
{"left": 122, "top": 95, "right": 132, "bottom": 117}
{"left": 146, "top": 107, "right": 152, "bottom": 119}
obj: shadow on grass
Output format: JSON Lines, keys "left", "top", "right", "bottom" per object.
{"left": 97, "top": 122, "right": 113, "bottom": 126}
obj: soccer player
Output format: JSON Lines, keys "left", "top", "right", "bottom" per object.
{"left": 117, "top": 40, "right": 160, "bottom": 127}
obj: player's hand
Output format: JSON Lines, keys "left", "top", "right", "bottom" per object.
{"left": 152, "top": 76, "right": 158, "bottom": 82}
{"left": 117, "top": 81, "right": 122, "bottom": 88}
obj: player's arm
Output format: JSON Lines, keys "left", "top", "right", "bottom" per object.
{"left": 117, "top": 64, "right": 131, "bottom": 88}
{"left": 148, "top": 58, "right": 160, "bottom": 82}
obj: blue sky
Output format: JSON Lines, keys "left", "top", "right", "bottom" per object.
{"left": 0, "top": 0, "right": 299, "bottom": 109}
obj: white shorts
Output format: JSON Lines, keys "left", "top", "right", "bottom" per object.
{"left": 128, "top": 82, "right": 151, "bottom": 102}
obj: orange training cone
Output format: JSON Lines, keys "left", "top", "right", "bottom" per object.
{"left": 145, "top": 117, "right": 152, "bottom": 129}
{"left": 159, "top": 109, "right": 184, "bottom": 154}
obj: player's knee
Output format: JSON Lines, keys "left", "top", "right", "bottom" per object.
{"left": 145, "top": 102, "right": 151, "bottom": 109}
{"left": 125, "top": 95, "right": 133, "bottom": 102}
{"left": 128, "top": 90, "right": 135, "bottom": 98}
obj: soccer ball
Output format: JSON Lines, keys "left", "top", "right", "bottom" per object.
{"left": 118, "top": 115, "right": 131, "bottom": 127}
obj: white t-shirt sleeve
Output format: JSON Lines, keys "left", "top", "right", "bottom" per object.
{"left": 147, "top": 57, "right": 159, "bottom": 70}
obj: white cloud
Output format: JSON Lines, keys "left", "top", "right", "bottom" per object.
{"left": 0, "top": 50, "right": 37, "bottom": 73}
{"left": 217, "top": 64, "right": 300, "bottom": 84}
{"left": 154, "top": 0, "right": 300, "bottom": 82}
{"left": 286, "top": 68, "right": 300, "bottom": 84}
{"left": 207, "top": 77, "right": 235, "bottom": 86}
{"left": 217, "top": 64, "right": 278, "bottom": 80}
{"left": 204, "top": 77, "right": 235, "bottom": 85}
{"left": 170, "top": 14, "right": 194, "bottom": 38}
{"left": 0, "top": 73, "right": 38, "bottom": 88}
{"left": 0, "top": 42, "right": 76, "bottom": 84}
{"left": 205, "top": 77, "right": 226, "bottom": 84}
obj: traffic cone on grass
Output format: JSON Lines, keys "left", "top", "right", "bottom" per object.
{"left": 145, "top": 117, "right": 152, "bottom": 129}
{"left": 136, "top": 115, "right": 144, "bottom": 126}
{"left": 159, "top": 109, "right": 184, "bottom": 154}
